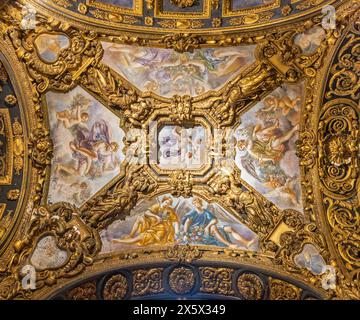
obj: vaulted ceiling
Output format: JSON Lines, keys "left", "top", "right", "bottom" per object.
{"left": 0, "top": 0, "right": 359, "bottom": 300}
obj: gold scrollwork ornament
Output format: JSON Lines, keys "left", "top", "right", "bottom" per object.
{"left": 200, "top": 267, "right": 234, "bottom": 296}
{"left": 169, "top": 267, "right": 196, "bottom": 294}
{"left": 103, "top": 274, "right": 128, "bottom": 300}
{"left": 236, "top": 273, "right": 264, "bottom": 300}
{"left": 132, "top": 268, "right": 164, "bottom": 296}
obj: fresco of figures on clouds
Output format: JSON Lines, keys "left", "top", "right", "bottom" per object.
{"left": 47, "top": 87, "right": 124, "bottom": 206}
{"left": 232, "top": 0, "right": 276, "bottom": 10}
{"left": 234, "top": 84, "right": 303, "bottom": 212}
{"left": 101, "top": 195, "right": 259, "bottom": 253}
{"left": 101, "top": 43, "right": 256, "bottom": 98}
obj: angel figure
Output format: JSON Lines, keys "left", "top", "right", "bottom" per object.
{"left": 55, "top": 119, "right": 119, "bottom": 177}
{"left": 55, "top": 141, "right": 95, "bottom": 177}
{"left": 264, "top": 177, "right": 302, "bottom": 208}
{"left": 87, "top": 119, "right": 119, "bottom": 172}
{"left": 105, "top": 44, "right": 171, "bottom": 69}
{"left": 56, "top": 93, "right": 91, "bottom": 129}
{"left": 200, "top": 47, "right": 253, "bottom": 78}
{"left": 237, "top": 122, "right": 299, "bottom": 165}
{"left": 262, "top": 95, "right": 301, "bottom": 116}
{"left": 112, "top": 196, "right": 180, "bottom": 246}
{"left": 180, "top": 198, "right": 255, "bottom": 249}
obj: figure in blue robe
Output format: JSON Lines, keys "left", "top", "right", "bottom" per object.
{"left": 181, "top": 198, "right": 231, "bottom": 247}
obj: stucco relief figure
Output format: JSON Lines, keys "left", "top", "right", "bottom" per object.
{"left": 209, "top": 62, "right": 277, "bottom": 126}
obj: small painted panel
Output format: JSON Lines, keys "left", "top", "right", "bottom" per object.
{"left": 232, "top": 0, "right": 276, "bottom": 10}
{"left": 34, "top": 34, "right": 70, "bottom": 63}
{"left": 294, "top": 244, "right": 326, "bottom": 275}
{"left": 294, "top": 26, "right": 326, "bottom": 55}
{"left": 30, "top": 236, "right": 68, "bottom": 270}
{"left": 92, "top": 0, "right": 134, "bottom": 8}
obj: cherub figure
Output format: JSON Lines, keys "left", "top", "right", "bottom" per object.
{"left": 54, "top": 181, "right": 90, "bottom": 206}
{"left": 56, "top": 93, "right": 91, "bottom": 129}
{"left": 262, "top": 95, "right": 300, "bottom": 116}
{"left": 56, "top": 107, "right": 89, "bottom": 129}
{"left": 122, "top": 99, "right": 152, "bottom": 128}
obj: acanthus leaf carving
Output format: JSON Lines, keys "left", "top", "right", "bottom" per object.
{"left": 161, "top": 33, "right": 205, "bottom": 53}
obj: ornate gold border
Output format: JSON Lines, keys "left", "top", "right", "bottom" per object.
{"left": 35, "top": 245, "right": 329, "bottom": 299}
{"left": 0, "top": 0, "right": 358, "bottom": 300}
{"left": 28, "top": 0, "right": 340, "bottom": 33}
{"left": 0, "top": 36, "right": 37, "bottom": 258}
{"left": 154, "top": 0, "right": 211, "bottom": 19}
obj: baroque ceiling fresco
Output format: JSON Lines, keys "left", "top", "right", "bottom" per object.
{"left": 0, "top": 0, "right": 358, "bottom": 300}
